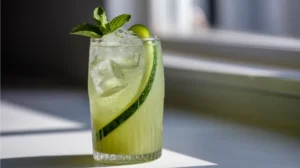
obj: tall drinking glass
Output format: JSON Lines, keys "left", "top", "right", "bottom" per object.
{"left": 88, "top": 36, "right": 164, "bottom": 164}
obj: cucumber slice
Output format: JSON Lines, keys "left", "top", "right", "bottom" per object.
{"left": 97, "top": 25, "right": 155, "bottom": 141}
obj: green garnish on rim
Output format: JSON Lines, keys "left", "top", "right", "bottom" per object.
{"left": 129, "top": 24, "right": 152, "bottom": 38}
{"left": 71, "top": 6, "right": 155, "bottom": 141}
{"left": 70, "top": 6, "right": 131, "bottom": 38}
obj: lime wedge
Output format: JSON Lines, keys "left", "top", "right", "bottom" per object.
{"left": 129, "top": 24, "right": 152, "bottom": 38}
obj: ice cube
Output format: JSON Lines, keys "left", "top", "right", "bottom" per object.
{"left": 100, "top": 78, "right": 126, "bottom": 97}
{"left": 115, "top": 28, "right": 131, "bottom": 38}
{"left": 113, "top": 49, "right": 141, "bottom": 68}
{"left": 101, "top": 28, "right": 143, "bottom": 46}
{"left": 93, "top": 28, "right": 143, "bottom": 69}
{"left": 90, "top": 45, "right": 126, "bottom": 67}
{"left": 90, "top": 60, "right": 127, "bottom": 96}
{"left": 89, "top": 46, "right": 105, "bottom": 65}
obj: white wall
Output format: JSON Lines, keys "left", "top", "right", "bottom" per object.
{"left": 106, "top": 0, "right": 149, "bottom": 28}
{"left": 217, "top": 0, "right": 300, "bottom": 38}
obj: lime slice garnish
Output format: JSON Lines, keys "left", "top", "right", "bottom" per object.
{"left": 129, "top": 24, "right": 152, "bottom": 38}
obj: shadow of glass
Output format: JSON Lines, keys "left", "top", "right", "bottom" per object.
{"left": 1, "top": 155, "right": 218, "bottom": 168}
{"left": 0, "top": 127, "right": 90, "bottom": 136}
{"left": 1, "top": 90, "right": 91, "bottom": 125}
{"left": 1, "top": 155, "right": 111, "bottom": 168}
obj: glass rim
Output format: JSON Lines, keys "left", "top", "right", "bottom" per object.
{"left": 90, "top": 36, "right": 160, "bottom": 43}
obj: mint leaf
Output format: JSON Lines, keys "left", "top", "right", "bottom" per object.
{"left": 93, "top": 6, "right": 110, "bottom": 33}
{"left": 70, "top": 23, "right": 102, "bottom": 38}
{"left": 70, "top": 6, "right": 134, "bottom": 38}
{"left": 110, "top": 14, "right": 131, "bottom": 32}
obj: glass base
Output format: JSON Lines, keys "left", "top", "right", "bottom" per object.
{"left": 93, "top": 150, "right": 162, "bottom": 164}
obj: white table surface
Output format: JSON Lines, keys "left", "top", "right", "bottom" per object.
{"left": 2, "top": 89, "right": 300, "bottom": 168}
{"left": 0, "top": 101, "right": 216, "bottom": 168}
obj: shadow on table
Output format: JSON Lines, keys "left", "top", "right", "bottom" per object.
{"left": 1, "top": 156, "right": 218, "bottom": 168}
{"left": 1, "top": 155, "right": 111, "bottom": 168}
{"left": 0, "top": 127, "right": 90, "bottom": 136}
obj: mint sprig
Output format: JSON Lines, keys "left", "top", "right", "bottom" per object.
{"left": 93, "top": 6, "right": 110, "bottom": 34}
{"left": 70, "top": 5, "right": 131, "bottom": 38}
{"left": 109, "top": 14, "right": 131, "bottom": 32}
{"left": 70, "top": 23, "right": 102, "bottom": 38}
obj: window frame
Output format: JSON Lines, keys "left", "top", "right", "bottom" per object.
{"left": 148, "top": 0, "right": 300, "bottom": 70}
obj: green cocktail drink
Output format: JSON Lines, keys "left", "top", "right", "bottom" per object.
{"left": 70, "top": 6, "right": 164, "bottom": 164}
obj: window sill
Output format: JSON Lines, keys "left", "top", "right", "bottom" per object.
{"left": 164, "top": 51, "right": 300, "bottom": 97}
{"left": 157, "top": 29, "right": 300, "bottom": 70}
{"left": 163, "top": 51, "right": 300, "bottom": 135}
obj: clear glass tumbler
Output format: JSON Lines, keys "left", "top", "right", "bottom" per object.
{"left": 88, "top": 37, "right": 164, "bottom": 164}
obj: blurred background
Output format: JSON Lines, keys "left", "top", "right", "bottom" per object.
{"left": 1, "top": 0, "right": 300, "bottom": 167}
{"left": 2, "top": 0, "right": 300, "bottom": 85}
{"left": 2, "top": 0, "right": 300, "bottom": 129}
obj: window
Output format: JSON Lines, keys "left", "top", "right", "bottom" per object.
{"left": 104, "top": 0, "right": 300, "bottom": 69}
{"left": 150, "top": 0, "right": 300, "bottom": 39}
{"left": 148, "top": 0, "right": 300, "bottom": 70}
